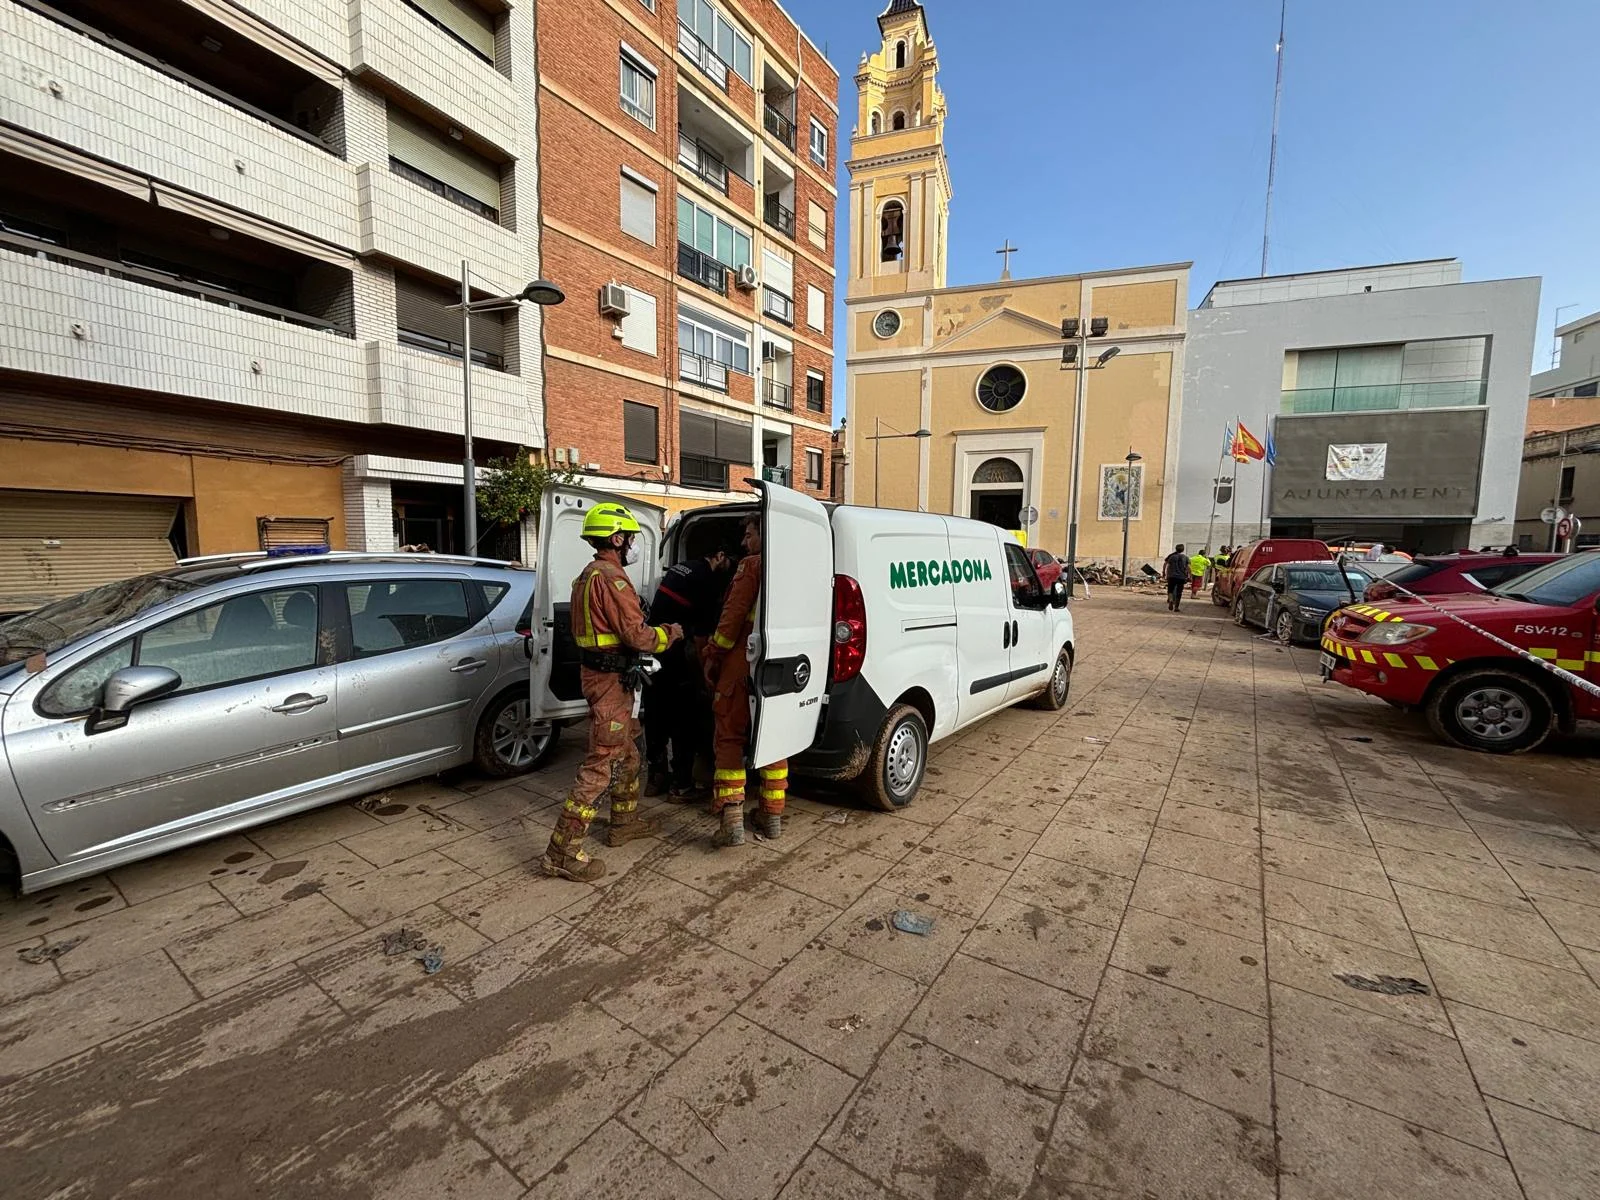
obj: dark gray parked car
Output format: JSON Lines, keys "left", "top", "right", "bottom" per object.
{"left": 1233, "top": 560, "right": 1372, "bottom": 645}
{"left": 0, "top": 553, "right": 553, "bottom": 893}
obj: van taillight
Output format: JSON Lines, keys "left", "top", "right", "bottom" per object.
{"left": 830, "top": 574, "right": 867, "bottom": 683}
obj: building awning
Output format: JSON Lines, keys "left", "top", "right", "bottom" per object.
{"left": 0, "top": 491, "right": 179, "bottom": 615}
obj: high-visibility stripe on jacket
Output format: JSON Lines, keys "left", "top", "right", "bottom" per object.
{"left": 570, "top": 555, "right": 669, "bottom": 653}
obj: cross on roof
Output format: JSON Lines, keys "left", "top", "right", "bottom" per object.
{"left": 996, "top": 240, "right": 1018, "bottom": 279}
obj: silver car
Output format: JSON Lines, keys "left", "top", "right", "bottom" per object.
{"left": 0, "top": 553, "right": 555, "bottom": 894}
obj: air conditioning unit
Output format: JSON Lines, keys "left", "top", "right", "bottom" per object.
{"left": 761, "top": 340, "right": 778, "bottom": 361}
{"left": 598, "top": 283, "right": 630, "bottom": 316}
{"left": 567, "top": 447, "right": 580, "bottom": 465}
{"left": 735, "top": 263, "right": 759, "bottom": 291}
{"left": 552, "top": 448, "right": 567, "bottom": 465}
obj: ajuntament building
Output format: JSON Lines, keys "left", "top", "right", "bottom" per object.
{"left": 1178, "top": 261, "right": 1540, "bottom": 554}
{"left": 843, "top": 2, "right": 1186, "bottom": 563}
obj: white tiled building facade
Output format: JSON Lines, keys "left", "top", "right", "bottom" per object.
{"left": 0, "top": 0, "right": 547, "bottom": 593}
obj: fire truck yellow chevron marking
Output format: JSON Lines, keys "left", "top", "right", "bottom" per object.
{"left": 1360, "top": 650, "right": 1378, "bottom": 664}
{"left": 1415, "top": 656, "right": 1440, "bottom": 671}
{"left": 1383, "top": 653, "right": 1408, "bottom": 669}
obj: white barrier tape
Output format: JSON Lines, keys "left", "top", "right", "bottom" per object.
{"left": 1342, "top": 566, "right": 1600, "bottom": 703}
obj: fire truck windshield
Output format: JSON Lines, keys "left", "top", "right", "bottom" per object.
{"left": 1489, "top": 552, "right": 1600, "bottom": 607}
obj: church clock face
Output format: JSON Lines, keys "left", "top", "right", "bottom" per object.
{"left": 873, "top": 309, "right": 902, "bottom": 339}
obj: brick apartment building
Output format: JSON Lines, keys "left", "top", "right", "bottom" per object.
{"left": 535, "top": 0, "right": 839, "bottom": 517}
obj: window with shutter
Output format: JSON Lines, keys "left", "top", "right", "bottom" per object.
{"left": 387, "top": 107, "right": 502, "bottom": 220}
{"left": 623, "top": 401, "right": 659, "bottom": 463}
{"left": 805, "top": 371, "right": 825, "bottom": 412}
{"left": 395, "top": 272, "right": 507, "bottom": 369}
{"left": 404, "top": 0, "right": 497, "bottom": 64}
{"left": 760, "top": 249, "right": 793, "bottom": 297}
{"left": 805, "top": 449, "right": 823, "bottom": 487}
{"left": 807, "top": 201, "right": 827, "bottom": 250}
{"left": 619, "top": 288, "right": 657, "bottom": 355}
{"left": 620, "top": 173, "right": 657, "bottom": 245}
{"left": 806, "top": 285, "right": 825, "bottom": 332}
{"left": 620, "top": 50, "right": 657, "bottom": 129}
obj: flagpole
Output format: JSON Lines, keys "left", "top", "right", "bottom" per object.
{"left": 1206, "top": 422, "right": 1233, "bottom": 553}
{"left": 1258, "top": 414, "right": 1274, "bottom": 538}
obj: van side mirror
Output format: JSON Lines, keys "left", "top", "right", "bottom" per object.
{"left": 87, "top": 666, "right": 181, "bottom": 735}
{"left": 1050, "top": 580, "right": 1069, "bottom": 609}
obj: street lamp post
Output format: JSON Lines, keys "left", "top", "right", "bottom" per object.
{"left": 1120, "top": 449, "right": 1142, "bottom": 585}
{"left": 867, "top": 417, "right": 932, "bottom": 508}
{"left": 454, "top": 261, "right": 566, "bottom": 555}
{"left": 1060, "top": 317, "right": 1121, "bottom": 596}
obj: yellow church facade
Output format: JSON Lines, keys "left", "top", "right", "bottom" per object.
{"left": 845, "top": 1, "right": 1187, "bottom": 565}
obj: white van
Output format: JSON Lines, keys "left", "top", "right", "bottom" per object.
{"left": 530, "top": 483, "right": 1075, "bottom": 809}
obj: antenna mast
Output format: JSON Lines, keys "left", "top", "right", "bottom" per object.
{"left": 1260, "top": 0, "right": 1286, "bottom": 277}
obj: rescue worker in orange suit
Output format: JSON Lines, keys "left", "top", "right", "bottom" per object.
{"left": 543, "top": 502, "right": 682, "bottom": 882}
{"left": 702, "top": 516, "right": 787, "bottom": 845}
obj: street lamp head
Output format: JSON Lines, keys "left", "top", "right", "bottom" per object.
{"left": 1060, "top": 344, "right": 1079, "bottom": 368}
{"left": 518, "top": 279, "right": 566, "bottom": 306}
{"left": 1095, "top": 345, "right": 1121, "bottom": 366}
{"left": 1089, "top": 316, "right": 1109, "bottom": 337}
{"left": 1125, "top": 450, "right": 1142, "bottom": 464}
{"left": 913, "top": 428, "right": 932, "bottom": 438}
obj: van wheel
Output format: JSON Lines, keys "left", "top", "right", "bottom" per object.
{"left": 1426, "top": 670, "right": 1553, "bottom": 755}
{"left": 1029, "top": 648, "right": 1073, "bottom": 711}
{"left": 859, "top": 704, "right": 928, "bottom": 812}
{"left": 473, "top": 689, "right": 559, "bottom": 777}
{"left": 1212, "top": 587, "right": 1228, "bottom": 607}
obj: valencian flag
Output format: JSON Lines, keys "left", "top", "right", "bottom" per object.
{"left": 1231, "top": 421, "right": 1266, "bottom": 463}
{"left": 1222, "top": 422, "right": 1235, "bottom": 456}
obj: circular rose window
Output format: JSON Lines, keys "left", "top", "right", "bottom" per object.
{"left": 976, "top": 364, "right": 1027, "bottom": 412}
{"left": 873, "top": 309, "right": 902, "bottom": 338}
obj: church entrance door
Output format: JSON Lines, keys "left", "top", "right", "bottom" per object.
{"left": 971, "top": 490, "right": 1024, "bottom": 529}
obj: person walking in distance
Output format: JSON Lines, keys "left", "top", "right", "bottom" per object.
{"left": 1189, "top": 546, "right": 1211, "bottom": 598}
{"left": 702, "top": 516, "right": 787, "bottom": 845}
{"left": 543, "top": 503, "right": 682, "bottom": 882}
{"left": 1163, "top": 543, "right": 1190, "bottom": 612}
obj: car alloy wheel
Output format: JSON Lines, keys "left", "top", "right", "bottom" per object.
{"left": 491, "top": 697, "right": 549, "bottom": 769}
{"left": 1275, "top": 610, "right": 1296, "bottom": 645}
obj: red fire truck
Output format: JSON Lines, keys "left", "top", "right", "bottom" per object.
{"left": 1319, "top": 550, "right": 1600, "bottom": 754}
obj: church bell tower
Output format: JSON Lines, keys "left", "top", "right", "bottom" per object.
{"left": 847, "top": 1, "right": 951, "bottom": 298}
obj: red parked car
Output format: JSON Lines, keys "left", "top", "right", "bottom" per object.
{"left": 1027, "top": 548, "right": 1063, "bottom": 590}
{"left": 1363, "top": 551, "right": 1564, "bottom": 603}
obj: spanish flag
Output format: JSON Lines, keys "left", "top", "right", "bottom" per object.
{"left": 1232, "top": 421, "right": 1266, "bottom": 463}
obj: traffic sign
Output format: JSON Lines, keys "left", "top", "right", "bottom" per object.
{"left": 1019, "top": 506, "right": 1039, "bottom": 525}
{"left": 1541, "top": 506, "right": 1566, "bottom": 526}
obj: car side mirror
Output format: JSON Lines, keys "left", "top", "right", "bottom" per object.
{"left": 1050, "top": 580, "right": 1069, "bottom": 609}
{"left": 87, "top": 666, "right": 181, "bottom": 735}
{"left": 1272, "top": 580, "right": 1286, "bottom": 593}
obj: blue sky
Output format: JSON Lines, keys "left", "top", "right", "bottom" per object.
{"left": 801, "top": 0, "right": 1599, "bottom": 371}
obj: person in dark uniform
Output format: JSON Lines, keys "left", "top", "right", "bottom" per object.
{"left": 1163, "top": 543, "right": 1190, "bottom": 612}
{"left": 644, "top": 542, "right": 737, "bottom": 799}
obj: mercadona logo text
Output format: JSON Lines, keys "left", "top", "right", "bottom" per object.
{"left": 889, "top": 558, "right": 994, "bottom": 590}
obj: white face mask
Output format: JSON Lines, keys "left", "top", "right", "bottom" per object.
{"left": 623, "top": 538, "right": 640, "bottom": 566}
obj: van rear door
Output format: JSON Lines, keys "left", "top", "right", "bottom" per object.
{"left": 749, "top": 483, "right": 833, "bottom": 768}
{"left": 531, "top": 486, "right": 664, "bottom": 721}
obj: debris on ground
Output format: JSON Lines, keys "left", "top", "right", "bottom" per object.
{"left": 827, "top": 1015, "right": 865, "bottom": 1033}
{"left": 1084, "top": 736, "right": 1110, "bottom": 745}
{"left": 1344, "top": 736, "right": 1375, "bottom": 744}
{"left": 17, "top": 937, "right": 86, "bottom": 964}
{"left": 1335, "top": 973, "right": 1430, "bottom": 996}
{"left": 822, "top": 810, "right": 851, "bottom": 825}
{"left": 420, "top": 947, "right": 444, "bottom": 975}
{"left": 864, "top": 918, "right": 886, "bottom": 932}
{"left": 891, "top": 910, "right": 935, "bottom": 936}
{"left": 380, "top": 928, "right": 428, "bottom": 957}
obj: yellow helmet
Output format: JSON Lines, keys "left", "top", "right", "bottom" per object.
{"left": 581, "top": 502, "right": 642, "bottom": 540}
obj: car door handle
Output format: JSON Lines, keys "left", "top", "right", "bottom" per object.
{"left": 270, "top": 693, "right": 328, "bottom": 715}
{"left": 450, "top": 658, "right": 489, "bottom": 674}
{"left": 1012, "top": 620, "right": 1019, "bottom": 644}
{"left": 1003, "top": 622, "right": 1011, "bottom": 649}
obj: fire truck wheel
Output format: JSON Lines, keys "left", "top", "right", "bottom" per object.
{"left": 1426, "top": 670, "right": 1554, "bottom": 755}
{"left": 1212, "top": 587, "right": 1228, "bottom": 608}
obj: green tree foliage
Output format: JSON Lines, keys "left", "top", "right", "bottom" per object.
{"left": 476, "top": 450, "right": 581, "bottom": 530}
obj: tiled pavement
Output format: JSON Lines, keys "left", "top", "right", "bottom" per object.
{"left": 2, "top": 593, "right": 1599, "bottom": 1199}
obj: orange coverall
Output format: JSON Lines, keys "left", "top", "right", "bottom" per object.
{"left": 705, "top": 554, "right": 787, "bottom": 817}
{"left": 546, "top": 552, "right": 671, "bottom": 863}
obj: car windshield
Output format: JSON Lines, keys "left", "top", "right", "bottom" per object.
{"left": 1286, "top": 567, "right": 1369, "bottom": 592}
{"left": 0, "top": 574, "right": 203, "bottom": 667}
{"left": 1490, "top": 553, "right": 1600, "bottom": 607}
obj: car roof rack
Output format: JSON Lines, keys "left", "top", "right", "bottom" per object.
{"left": 176, "top": 550, "right": 521, "bottom": 572}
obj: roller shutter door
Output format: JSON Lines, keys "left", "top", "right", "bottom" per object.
{"left": 0, "top": 491, "right": 179, "bottom": 615}
{"left": 386, "top": 108, "right": 503, "bottom": 212}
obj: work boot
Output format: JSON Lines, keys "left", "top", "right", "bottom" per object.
{"left": 541, "top": 850, "right": 606, "bottom": 883}
{"left": 714, "top": 805, "right": 745, "bottom": 848}
{"left": 758, "top": 811, "right": 782, "bottom": 840}
{"left": 644, "top": 768, "right": 669, "bottom": 797}
{"left": 606, "top": 808, "right": 660, "bottom": 847}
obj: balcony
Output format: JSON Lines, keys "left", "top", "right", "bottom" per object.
{"left": 764, "top": 195, "right": 796, "bottom": 239}
{"left": 763, "top": 377, "right": 793, "bottom": 410}
{"left": 762, "top": 287, "right": 795, "bottom": 327}
{"left": 679, "top": 350, "right": 729, "bottom": 392}
{"left": 677, "top": 243, "right": 727, "bottom": 295}
{"left": 680, "top": 453, "right": 731, "bottom": 490}
{"left": 761, "top": 464, "right": 792, "bottom": 486}
{"left": 677, "top": 23, "right": 729, "bottom": 92}
{"left": 1281, "top": 379, "right": 1488, "bottom": 415}
{"left": 763, "top": 104, "right": 796, "bottom": 149}
{"left": 677, "top": 131, "right": 729, "bottom": 195}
